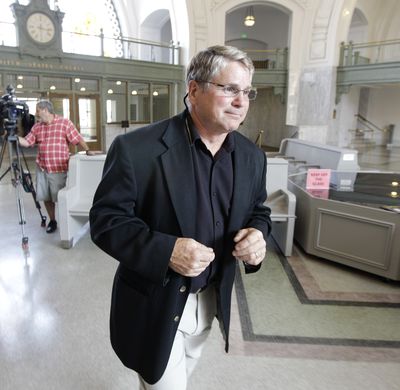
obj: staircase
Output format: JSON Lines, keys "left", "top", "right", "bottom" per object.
{"left": 348, "top": 128, "right": 376, "bottom": 150}
{"left": 348, "top": 114, "right": 394, "bottom": 150}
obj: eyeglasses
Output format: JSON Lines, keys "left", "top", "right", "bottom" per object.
{"left": 197, "top": 80, "right": 257, "bottom": 101}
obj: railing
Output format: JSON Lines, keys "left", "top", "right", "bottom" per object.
{"left": 0, "top": 21, "right": 16, "bottom": 46}
{"left": 351, "top": 114, "right": 394, "bottom": 143}
{"left": 0, "top": 22, "right": 180, "bottom": 65}
{"left": 244, "top": 48, "right": 288, "bottom": 69}
{"left": 339, "top": 39, "right": 400, "bottom": 66}
{"left": 254, "top": 130, "right": 264, "bottom": 147}
{"left": 355, "top": 114, "right": 384, "bottom": 133}
{"left": 62, "top": 29, "right": 180, "bottom": 65}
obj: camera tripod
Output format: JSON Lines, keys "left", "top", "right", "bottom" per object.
{"left": 0, "top": 132, "right": 47, "bottom": 251}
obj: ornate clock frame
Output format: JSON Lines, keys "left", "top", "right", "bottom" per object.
{"left": 11, "top": 0, "right": 65, "bottom": 59}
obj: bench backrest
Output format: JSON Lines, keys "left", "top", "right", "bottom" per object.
{"left": 279, "top": 138, "right": 360, "bottom": 171}
{"left": 66, "top": 154, "right": 106, "bottom": 198}
{"left": 266, "top": 157, "right": 288, "bottom": 195}
{"left": 67, "top": 154, "right": 288, "bottom": 202}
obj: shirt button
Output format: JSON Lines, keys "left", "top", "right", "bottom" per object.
{"left": 212, "top": 192, "right": 217, "bottom": 197}
{"left": 179, "top": 285, "right": 187, "bottom": 293}
{"left": 174, "top": 315, "right": 180, "bottom": 322}
{"left": 216, "top": 221, "right": 221, "bottom": 227}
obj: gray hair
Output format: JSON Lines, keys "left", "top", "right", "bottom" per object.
{"left": 36, "top": 100, "right": 55, "bottom": 114}
{"left": 185, "top": 45, "right": 254, "bottom": 88}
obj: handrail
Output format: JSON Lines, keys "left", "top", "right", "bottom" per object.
{"left": 62, "top": 29, "right": 180, "bottom": 64}
{"left": 355, "top": 113, "right": 381, "bottom": 132}
{"left": 355, "top": 114, "right": 391, "bottom": 133}
{"left": 244, "top": 48, "right": 288, "bottom": 69}
{"left": 342, "top": 38, "right": 400, "bottom": 49}
{"left": 254, "top": 130, "right": 264, "bottom": 148}
{"left": 0, "top": 21, "right": 180, "bottom": 65}
{"left": 339, "top": 39, "right": 400, "bottom": 66}
{"left": 243, "top": 48, "right": 288, "bottom": 54}
{"left": 63, "top": 29, "right": 177, "bottom": 49}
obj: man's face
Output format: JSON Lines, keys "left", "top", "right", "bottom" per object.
{"left": 35, "top": 107, "right": 49, "bottom": 123}
{"left": 188, "top": 61, "right": 252, "bottom": 136}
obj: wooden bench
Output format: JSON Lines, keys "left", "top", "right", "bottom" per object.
{"left": 58, "top": 153, "right": 106, "bottom": 248}
{"left": 266, "top": 157, "right": 296, "bottom": 256}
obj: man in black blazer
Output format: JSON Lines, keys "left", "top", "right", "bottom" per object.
{"left": 90, "top": 45, "right": 271, "bottom": 389}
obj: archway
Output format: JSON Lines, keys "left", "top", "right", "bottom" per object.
{"left": 347, "top": 8, "right": 368, "bottom": 44}
{"left": 225, "top": 3, "right": 290, "bottom": 148}
{"left": 140, "top": 9, "right": 172, "bottom": 63}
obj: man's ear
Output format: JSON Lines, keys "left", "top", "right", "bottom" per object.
{"left": 187, "top": 79, "right": 200, "bottom": 101}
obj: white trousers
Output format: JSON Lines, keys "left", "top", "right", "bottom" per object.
{"left": 139, "top": 286, "right": 216, "bottom": 390}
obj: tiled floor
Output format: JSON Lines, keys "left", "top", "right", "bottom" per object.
{"left": 1, "top": 143, "right": 400, "bottom": 389}
{"left": 236, "top": 241, "right": 400, "bottom": 345}
{"left": 357, "top": 144, "right": 400, "bottom": 172}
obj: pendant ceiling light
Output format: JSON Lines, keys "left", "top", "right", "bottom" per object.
{"left": 244, "top": 6, "right": 255, "bottom": 27}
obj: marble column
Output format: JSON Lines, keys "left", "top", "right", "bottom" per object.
{"left": 296, "top": 66, "right": 337, "bottom": 144}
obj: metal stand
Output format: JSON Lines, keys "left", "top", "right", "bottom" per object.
{"left": 0, "top": 133, "right": 47, "bottom": 252}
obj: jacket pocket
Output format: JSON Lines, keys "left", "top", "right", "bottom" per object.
{"left": 117, "top": 267, "right": 155, "bottom": 297}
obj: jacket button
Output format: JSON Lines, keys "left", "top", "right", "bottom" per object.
{"left": 179, "top": 285, "right": 187, "bottom": 293}
{"left": 174, "top": 315, "right": 180, "bottom": 322}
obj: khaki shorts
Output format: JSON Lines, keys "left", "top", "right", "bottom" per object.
{"left": 36, "top": 166, "right": 67, "bottom": 202}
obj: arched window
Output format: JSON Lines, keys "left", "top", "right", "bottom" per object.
{"left": 0, "top": 0, "right": 123, "bottom": 57}
{"left": 56, "top": 0, "right": 123, "bottom": 57}
{"left": 0, "top": 0, "right": 31, "bottom": 46}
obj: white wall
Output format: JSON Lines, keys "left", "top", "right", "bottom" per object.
{"left": 225, "top": 6, "right": 289, "bottom": 49}
{"left": 367, "top": 87, "right": 400, "bottom": 146}
{"left": 333, "top": 86, "right": 361, "bottom": 147}
{"left": 116, "top": 0, "right": 400, "bottom": 150}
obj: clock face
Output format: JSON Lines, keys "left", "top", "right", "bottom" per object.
{"left": 26, "top": 12, "right": 56, "bottom": 44}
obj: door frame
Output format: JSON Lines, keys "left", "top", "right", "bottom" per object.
{"left": 75, "top": 94, "right": 101, "bottom": 151}
{"left": 48, "top": 92, "right": 102, "bottom": 151}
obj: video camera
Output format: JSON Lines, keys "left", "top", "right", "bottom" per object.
{"left": 0, "top": 85, "right": 34, "bottom": 138}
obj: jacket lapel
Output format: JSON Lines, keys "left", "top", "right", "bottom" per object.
{"left": 160, "top": 115, "right": 197, "bottom": 238}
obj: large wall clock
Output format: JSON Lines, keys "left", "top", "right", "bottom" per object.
{"left": 26, "top": 12, "right": 56, "bottom": 44}
{"left": 11, "top": 0, "right": 64, "bottom": 58}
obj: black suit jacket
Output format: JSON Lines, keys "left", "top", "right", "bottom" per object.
{"left": 89, "top": 111, "right": 271, "bottom": 384}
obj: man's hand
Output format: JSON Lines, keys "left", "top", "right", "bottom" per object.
{"left": 18, "top": 136, "right": 29, "bottom": 148}
{"left": 232, "top": 228, "right": 266, "bottom": 266}
{"left": 169, "top": 238, "right": 215, "bottom": 277}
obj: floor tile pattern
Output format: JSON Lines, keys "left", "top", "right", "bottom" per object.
{"left": 1, "top": 143, "right": 400, "bottom": 389}
{"left": 235, "top": 239, "right": 400, "bottom": 349}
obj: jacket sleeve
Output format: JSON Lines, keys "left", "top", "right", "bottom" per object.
{"left": 243, "top": 151, "right": 272, "bottom": 274}
{"left": 89, "top": 135, "right": 177, "bottom": 286}
{"left": 246, "top": 151, "right": 272, "bottom": 240}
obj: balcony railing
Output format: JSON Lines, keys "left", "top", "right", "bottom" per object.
{"left": 0, "top": 22, "right": 180, "bottom": 65}
{"left": 339, "top": 39, "right": 400, "bottom": 66}
{"left": 244, "top": 48, "right": 288, "bottom": 69}
{"left": 62, "top": 29, "right": 180, "bottom": 65}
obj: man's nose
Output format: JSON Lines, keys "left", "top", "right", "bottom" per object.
{"left": 232, "top": 91, "right": 247, "bottom": 105}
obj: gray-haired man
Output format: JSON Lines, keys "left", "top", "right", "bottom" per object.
{"left": 19, "top": 100, "right": 92, "bottom": 233}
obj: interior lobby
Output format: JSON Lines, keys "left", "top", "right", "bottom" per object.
{"left": 1, "top": 1, "right": 400, "bottom": 389}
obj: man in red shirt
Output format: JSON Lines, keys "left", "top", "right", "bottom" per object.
{"left": 19, "top": 100, "right": 92, "bottom": 233}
